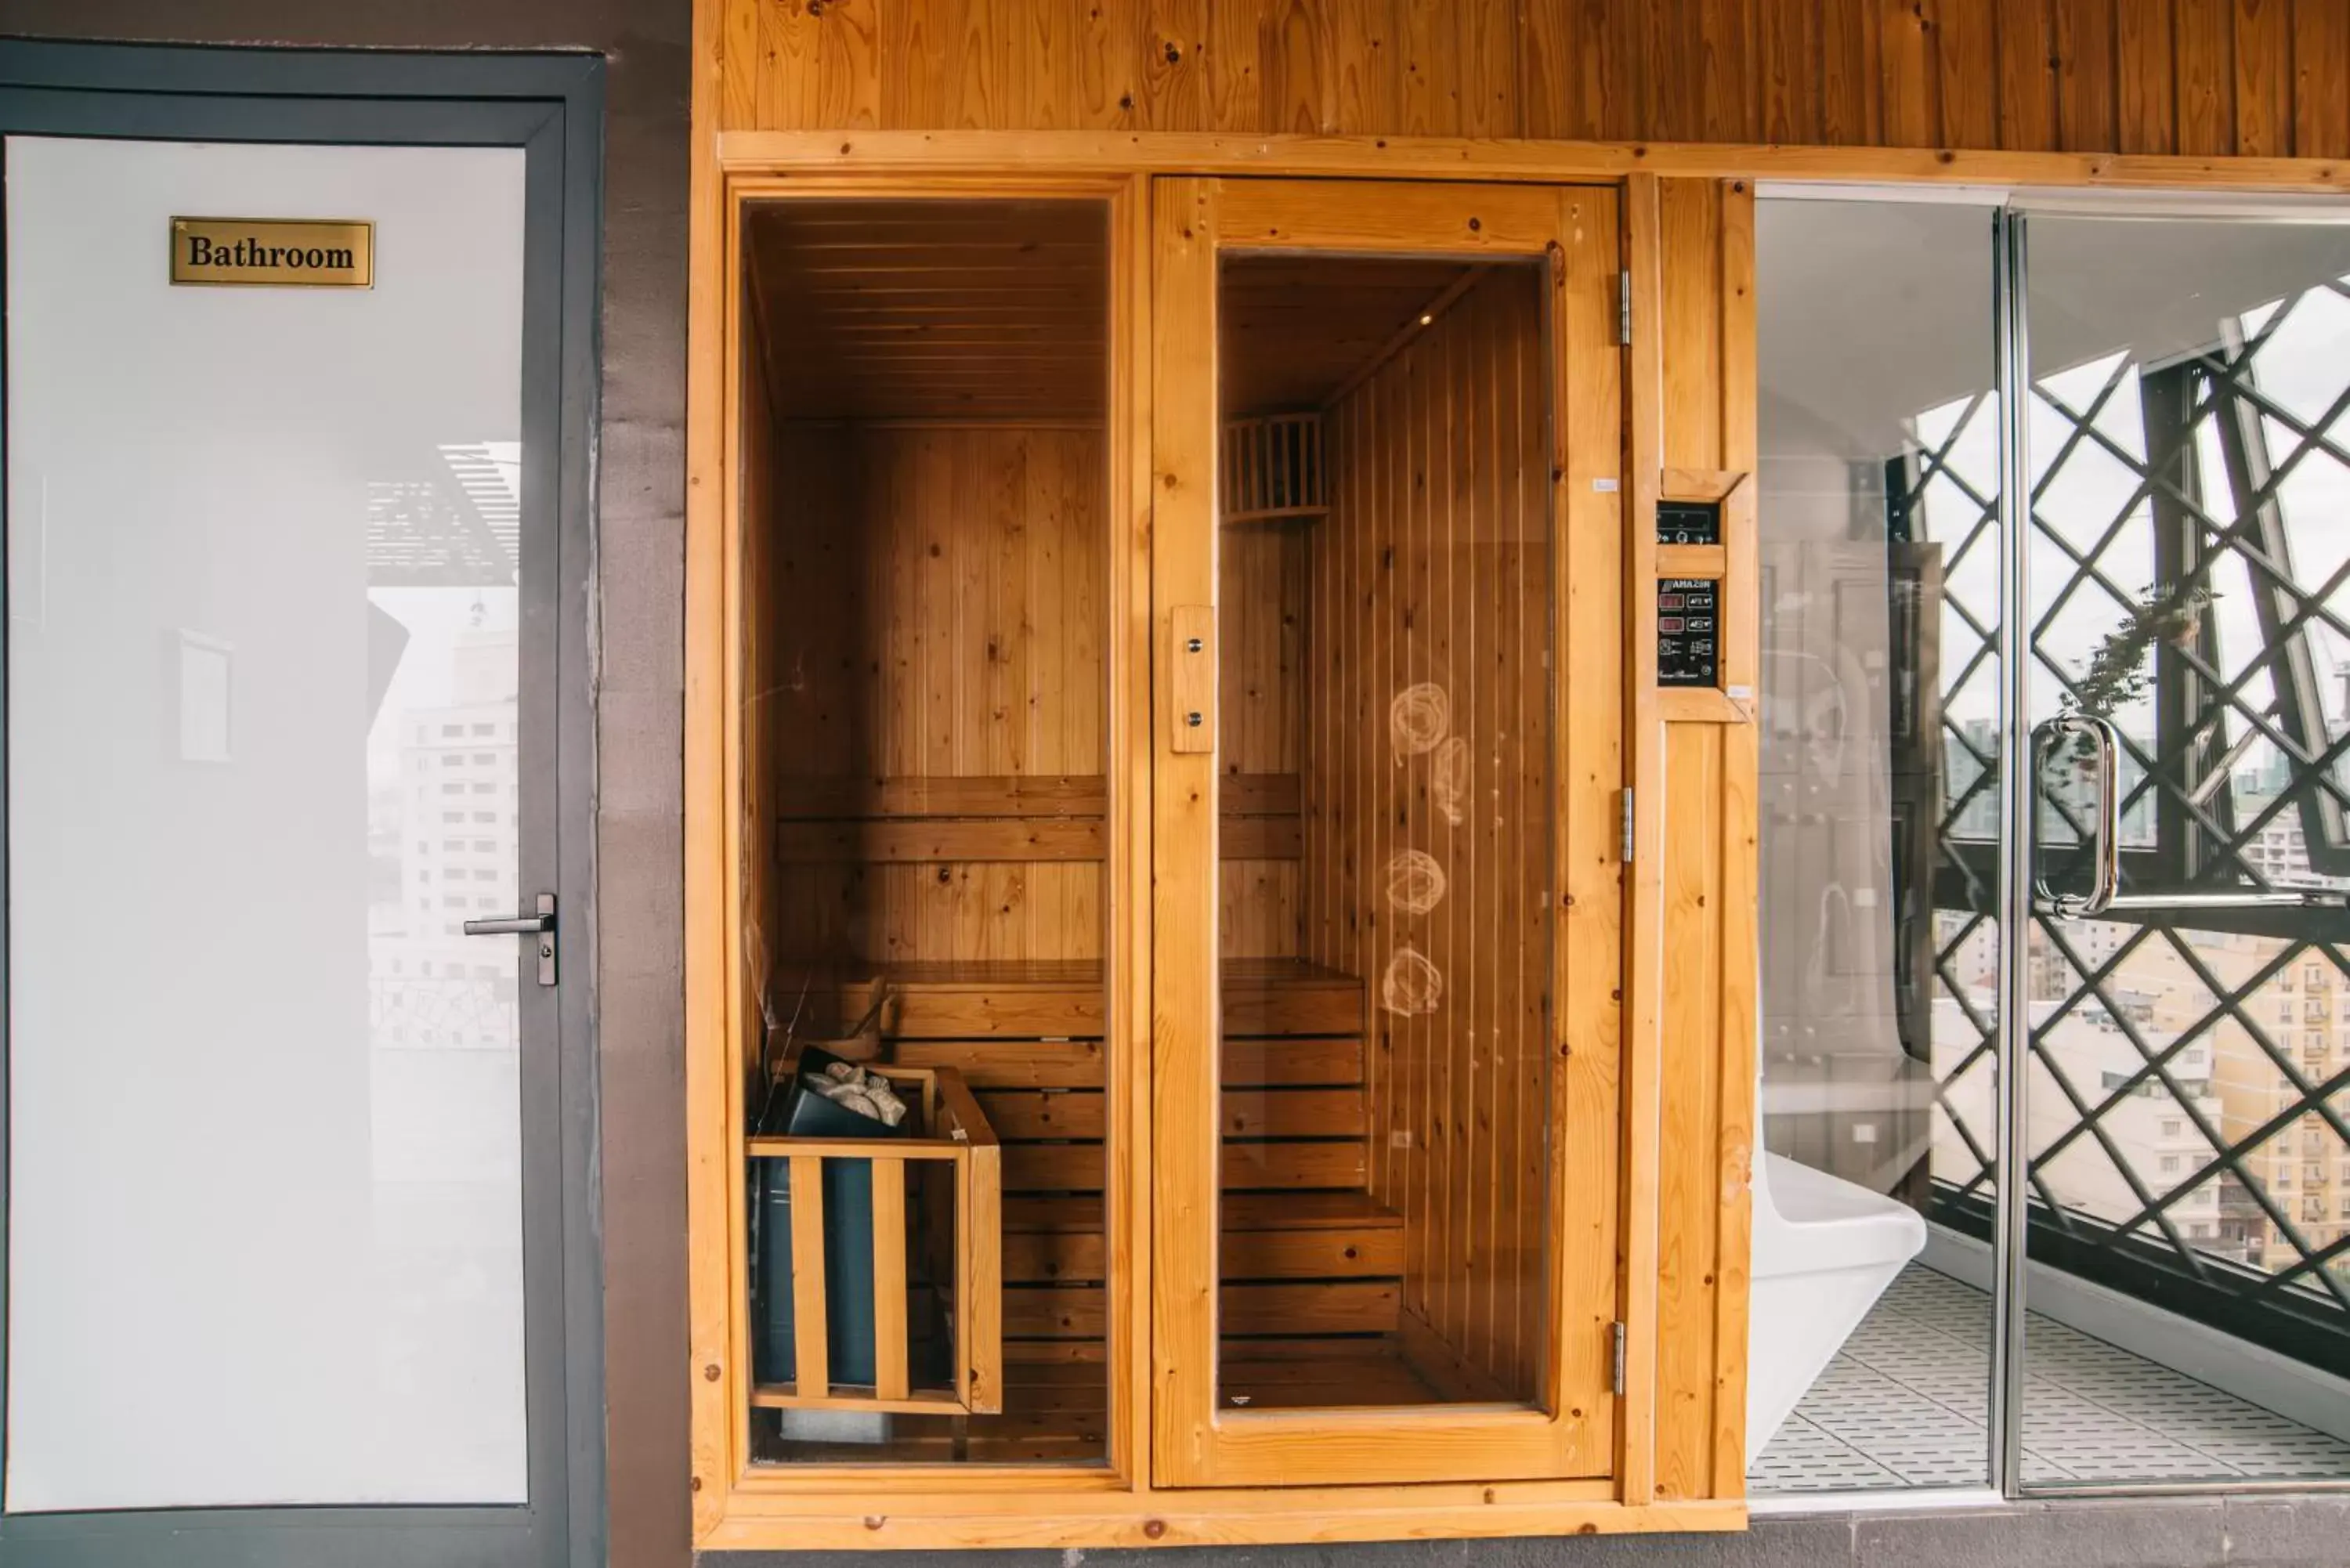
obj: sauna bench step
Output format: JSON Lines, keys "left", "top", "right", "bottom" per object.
{"left": 769, "top": 771, "right": 1301, "bottom": 818}
{"left": 790, "top": 958, "right": 1367, "bottom": 1041}
{"left": 1003, "top": 1190, "right": 1401, "bottom": 1234}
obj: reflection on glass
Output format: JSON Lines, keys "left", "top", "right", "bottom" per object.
{"left": 1210, "top": 253, "right": 1553, "bottom": 1410}
{"left": 739, "top": 199, "right": 1112, "bottom": 1465}
{"left": 3, "top": 135, "right": 528, "bottom": 1510}
{"left": 1752, "top": 196, "right": 1999, "bottom": 1493}
{"left": 2023, "top": 215, "right": 2350, "bottom": 1484}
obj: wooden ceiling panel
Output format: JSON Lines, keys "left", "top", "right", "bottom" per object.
{"left": 1220, "top": 255, "right": 1487, "bottom": 414}
{"left": 746, "top": 199, "right": 1110, "bottom": 421}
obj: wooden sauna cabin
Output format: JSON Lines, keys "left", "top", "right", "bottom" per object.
{"left": 709, "top": 171, "right": 1750, "bottom": 1543}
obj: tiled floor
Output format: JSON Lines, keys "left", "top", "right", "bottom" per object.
{"left": 1749, "top": 1263, "right": 2350, "bottom": 1493}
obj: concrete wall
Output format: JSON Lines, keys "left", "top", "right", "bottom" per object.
{"left": 0, "top": 9, "right": 694, "bottom": 1566}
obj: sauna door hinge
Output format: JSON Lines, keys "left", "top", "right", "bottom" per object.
{"left": 1618, "top": 787, "right": 1636, "bottom": 864}
{"left": 1617, "top": 271, "right": 1632, "bottom": 345}
{"left": 1611, "top": 1321, "right": 1628, "bottom": 1396}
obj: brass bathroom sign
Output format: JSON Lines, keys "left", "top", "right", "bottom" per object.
{"left": 170, "top": 218, "right": 374, "bottom": 287}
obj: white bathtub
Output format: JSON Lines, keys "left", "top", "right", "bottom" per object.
{"left": 1745, "top": 1150, "right": 1927, "bottom": 1466}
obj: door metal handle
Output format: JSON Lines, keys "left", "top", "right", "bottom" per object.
{"left": 463, "top": 912, "right": 552, "bottom": 936}
{"left": 2099, "top": 890, "right": 2350, "bottom": 912}
{"left": 465, "top": 891, "right": 557, "bottom": 986}
{"left": 2034, "top": 714, "right": 2120, "bottom": 919}
{"left": 2029, "top": 721, "right": 2349, "bottom": 916}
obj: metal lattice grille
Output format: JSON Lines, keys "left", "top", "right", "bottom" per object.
{"left": 1899, "top": 279, "right": 2350, "bottom": 1368}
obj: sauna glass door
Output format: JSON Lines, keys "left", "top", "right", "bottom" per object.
{"left": 1150, "top": 179, "right": 1624, "bottom": 1487}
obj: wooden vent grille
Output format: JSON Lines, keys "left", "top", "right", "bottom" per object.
{"left": 1221, "top": 412, "right": 1327, "bottom": 524}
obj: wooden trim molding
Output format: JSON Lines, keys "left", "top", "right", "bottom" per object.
{"left": 719, "top": 128, "right": 2350, "bottom": 193}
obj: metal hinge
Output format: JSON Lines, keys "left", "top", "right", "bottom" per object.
{"left": 1618, "top": 271, "right": 1632, "bottom": 345}
{"left": 1619, "top": 787, "right": 1636, "bottom": 864}
{"left": 1611, "top": 1321, "right": 1628, "bottom": 1396}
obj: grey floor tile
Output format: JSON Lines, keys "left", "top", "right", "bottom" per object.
{"left": 1750, "top": 1262, "right": 2350, "bottom": 1494}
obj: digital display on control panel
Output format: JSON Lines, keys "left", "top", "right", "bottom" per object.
{"left": 1657, "top": 498, "right": 1722, "bottom": 545}
{"left": 1658, "top": 577, "right": 1719, "bottom": 687}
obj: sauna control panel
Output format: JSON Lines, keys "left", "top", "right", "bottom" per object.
{"left": 1657, "top": 498, "right": 1722, "bottom": 545}
{"left": 1657, "top": 578, "right": 1719, "bottom": 688}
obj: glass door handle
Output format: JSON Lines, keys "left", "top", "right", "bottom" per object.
{"left": 2034, "top": 714, "right": 2120, "bottom": 919}
{"left": 2030, "top": 720, "right": 2349, "bottom": 915}
{"left": 2098, "top": 890, "right": 2350, "bottom": 912}
{"left": 464, "top": 891, "right": 558, "bottom": 985}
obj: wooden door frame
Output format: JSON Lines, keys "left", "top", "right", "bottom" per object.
{"left": 682, "top": 125, "right": 1775, "bottom": 1560}
{"left": 1149, "top": 175, "right": 1628, "bottom": 1490}
{"left": 685, "top": 167, "right": 1157, "bottom": 1505}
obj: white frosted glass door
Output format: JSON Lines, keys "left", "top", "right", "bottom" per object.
{"left": 3, "top": 136, "right": 530, "bottom": 1511}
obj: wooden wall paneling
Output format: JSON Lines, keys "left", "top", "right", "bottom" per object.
{"left": 2176, "top": 0, "right": 2237, "bottom": 155}
{"left": 1820, "top": 0, "right": 1886, "bottom": 146}
{"left": 1618, "top": 172, "right": 1667, "bottom": 1511}
{"left": 1710, "top": 178, "right": 1759, "bottom": 1501}
{"left": 2054, "top": 0, "right": 2120, "bottom": 151}
{"left": 1303, "top": 262, "right": 1557, "bottom": 1408}
{"left": 1553, "top": 178, "right": 1628, "bottom": 1485}
{"left": 1654, "top": 175, "right": 1722, "bottom": 1505}
{"left": 2236, "top": 0, "right": 2294, "bottom": 157}
{"left": 2119, "top": 0, "right": 2181, "bottom": 153}
{"left": 765, "top": 425, "right": 1108, "bottom": 966}
{"left": 1149, "top": 173, "right": 1221, "bottom": 1486}
{"left": 1878, "top": 0, "right": 1943, "bottom": 148}
{"left": 1643, "top": 177, "right": 1759, "bottom": 1504}
{"left": 1759, "top": 0, "right": 1818, "bottom": 146}
{"left": 719, "top": 0, "right": 2350, "bottom": 160}
{"left": 2294, "top": 0, "right": 2350, "bottom": 159}
{"left": 1937, "top": 0, "right": 2002, "bottom": 151}
{"left": 1455, "top": 0, "right": 1520, "bottom": 137}
{"left": 1996, "top": 0, "right": 2058, "bottom": 152}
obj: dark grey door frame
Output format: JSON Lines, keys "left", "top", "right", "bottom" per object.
{"left": 0, "top": 41, "right": 603, "bottom": 1568}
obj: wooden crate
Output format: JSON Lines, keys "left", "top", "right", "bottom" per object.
{"left": 747, "top": 1064, "right": 1003, "bottom": 1415}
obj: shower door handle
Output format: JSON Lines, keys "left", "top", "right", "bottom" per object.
{"left": 2033, "top": 714, "right": 2120, "bottom": 919}
{"left": 2030, "top": 718, "right": 2350, "bottom": 916}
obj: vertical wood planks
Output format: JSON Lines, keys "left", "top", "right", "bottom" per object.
{"left": 790, "top": 1155, "right": 833, "bottom": 1398}
{"left": 2293, "top": 0, "right": 2350, "bottom": 159}
{"left": 768, "top": 425, "right": 1109, "bottom": 965}
{"left": 1641, "top": 177, "right": 1759, "bottom": 1503}
{"left": 2236, "top": 0, "right": 2294, "bottom": 157}
{"left": 713, "top": 0, "right": 2350, "bottom": 158}
{"left": 2055, "top": 0, "right": 2120, "bottom": 151}
{"left": 2177, "top": 0, "right": 2236, "bottom": 156}
{"left": 1308, "top": 269, "right": 1560, "bottom": 1396}
{"left": 1619, "top": 172, "right": 1668, "bottom": 1510}
{"left": 1148, "top": 175, "right": 1221, "bottom": 1486}
{"left": 873, "top": 1158, "right": 911, "bottom": 1400}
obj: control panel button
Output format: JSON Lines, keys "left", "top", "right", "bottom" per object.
{"left": 1658, "top": 577, "right": 1720, "bottom": 688}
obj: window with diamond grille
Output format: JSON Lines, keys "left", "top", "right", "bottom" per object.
{"left": 1904, "top": 261, "right": 2350, "bottom": 1371}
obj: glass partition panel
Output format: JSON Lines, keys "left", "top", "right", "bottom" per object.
{"left": 1750, "top": 195, "right": 2002, "bottom": 1494}
{"left": 736, "top": 197, "right": 1113, "bottom": 1465}
{"left": 1212, "top": 253, "right": 1553, "bottom": 1409}
{"left": 2021, "top": 212, "right": 2350, "bottom": 1485}
{"left": 4, "top": 135, "right": 529, "bottom": 1511}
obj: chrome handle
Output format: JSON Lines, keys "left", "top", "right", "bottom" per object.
{"left": 2034, "top": 714, "right": 2120, "bottom": 919}
{"left": 2100, "top": 890, "right": 2350, "bottom": 912}
{"left": 463, "top": 913, "right": 552, "bottom": 936}
{"left": 464, "top": 892, "right": 557, "bottom": 986}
